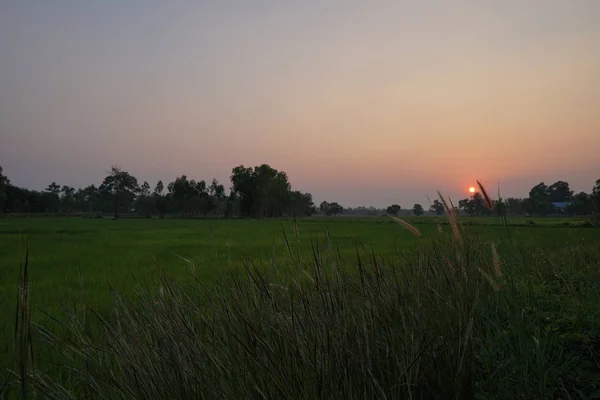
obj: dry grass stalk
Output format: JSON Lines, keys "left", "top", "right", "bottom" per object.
{"left": 476, "top": 180, "right": 493, "bottom": 211}
{"left": 392, "top": 217, "right": 421, "bottom": 237}
{"left": 477, "top": 268, "right": 499, "bottom": 292}
{"left": 491, "top": 243, "right": 501, "bottom": 278}
{"left": 437, "top": 192, "right": 461, "bottom": 242}
{"left": 269, "top": 284, "right": 288, "bottom": 291}
{"left": 301, "top": 269, "right": 315, "bottom": 283}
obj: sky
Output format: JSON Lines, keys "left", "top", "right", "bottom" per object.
{"left": 1, "top": 1, "right": 599, "bottom": 208}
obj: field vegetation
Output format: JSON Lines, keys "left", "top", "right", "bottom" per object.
{"left": 0, "top": 213, "right": 599, "bottom": 399}
{"left": 1, "top": 165, "right": 600, "bottom": 398}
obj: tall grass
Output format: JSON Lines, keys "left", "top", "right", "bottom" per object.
{"left": 8, "top": 210, "right": 600, "bottom": 398}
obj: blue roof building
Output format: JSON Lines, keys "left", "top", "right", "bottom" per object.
{"left": 552, "top": 202, "right": 571, "bottom": 213}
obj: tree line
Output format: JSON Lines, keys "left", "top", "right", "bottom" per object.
{"left": 384, "top": 180, "right": 600, "bottom": 217}
{"left": 0, "top": 164, "right": 338, "bottom": 218}
{"left": 2, "top": 164, "right": 598, "bottom": 219}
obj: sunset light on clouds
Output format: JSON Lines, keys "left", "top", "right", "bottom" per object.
{"left": 1, "top": 1, "right": 599, "bottom": 207}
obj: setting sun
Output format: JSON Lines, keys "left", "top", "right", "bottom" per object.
{"left": 469, "top": 187, "right": 476, "bottom": 194}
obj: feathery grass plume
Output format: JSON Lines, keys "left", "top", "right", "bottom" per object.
{"left": 425, "top": 194, "right": 433, "bottom": 208}
{"left": 301, "top": 268, "right": 316, "bottom": 284}
{"left": 491, "top": 243, "right": 501, "bottom": 278}
{"left": 172, "top": 251, "right": 196, "bottom": 277}
{"left": 477, "top": 268, "right": 499, "bottom": 292}
{"left": 269, "top": 283, "right": 288, "bottom": 292}
{"left": 15, "top": 240, "right": 35, "bottom": 400}
{"left": 392, "top": 217, "right": 421, "bottom": 237}
{"left": 476, "top": 180, "right": 493, "bottom": 211}
{"left": 437, "top": 192, "right": 461, "bottom": 242}
{"left": 292, "top": 216, "right": 300, "bottom": 243}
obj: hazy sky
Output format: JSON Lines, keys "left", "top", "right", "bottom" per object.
{"left": 1, "top": 1, "right": 599, "bottom": 207}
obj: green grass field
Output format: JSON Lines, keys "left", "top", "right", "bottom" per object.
{"left": 1, "top": 216, "right": 600, "bottom": 398}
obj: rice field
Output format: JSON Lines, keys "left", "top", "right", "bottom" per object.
{"left": 1, "top": 216, "right": 600, "bottom": 398}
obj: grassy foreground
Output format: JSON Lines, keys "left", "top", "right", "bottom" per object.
{"left": 1, "top": 216, "right": 600, "bottom": 399}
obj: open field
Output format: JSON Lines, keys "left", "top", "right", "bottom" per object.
{"left": 1, "top": 216, "right": 600, "bottom": 398}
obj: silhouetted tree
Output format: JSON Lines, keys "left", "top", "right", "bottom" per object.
{"left": 99, "top": 166, "right": 139, "bottom": 218}
{"left": 505, "top": 198, "right": 525, "bottom": 216}
{"left": 319, "top": 201, "right": 343, "bottom": 216}
{"left": 566, "top": 192, "right": 593, "bottom": 216}
{"left": 45, "top": 182, "right": 61, "bottom": 213}
{"left": 154, "top": 181, "right": 164, "bottom": 196}
{"left": 429, "top": 200, "right": 444, "bottom": 215}
{"left": 412, "top": 204, "right": 424, "bottom": 216}
{"left": 548, "top": 181, "right": 573, "bottom": 203}
{"left": 528, "top": 182, "right": 553, "bottom": 215}
{"left": 0, "top": 165, "right": 8, "bottom": 212}
{"left": 230, "top": 164, "right": 292, "bottom": 218}
{"left": 592, "top": 179, "right": 600, "bottom": 215}
{"left": 386, "top": 204, "right": 401, "bottom": 216}
{"left": 494, "top": 198, "right": 507, "bottom": 217}
{"left": 288, "top": 191, "right": 317, "bottom": 217}
{"left": 60, "top": 185, "right": 76, "bottom": 214}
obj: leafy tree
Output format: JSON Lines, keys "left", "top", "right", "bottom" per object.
{"left": 46, "top": 182, "right": 60, "bottom": 195}
{"left": 134, "top": 181, "right": 155, "bottom": 217}
{"left": 319, "top": 201, "right": 330, "bottom": 214}
{"left": 0, "top": 165, "right": 9, "bottom": 212}
{"left": 60, "top": 185, "right": 76, "bottom": 214}
{"left": 505, "top": 198, "right": 525, "bottom": 215}
{"left": 153, "top": 180, "right": 166, "bottom": 217}
{"left": 254, "top": 165, "right": 291, "bottom": 217}
{"left": 157, "top": 202, "right": 167, "bottom": 218}
{"left": 167, "top": 176, "right": 216, "bottom": 217}
{"left": 209, "top": 179, "right": 225, "bottom": 200}
{"left": 140, "top": 181, "right": 151, "bottom": 197}
{"left": 548, "top": 181, "right": 573, "bottom": 203}
{"left": 99, "top": 166, "right": 139, "bottom": 218}
{"left": 429, "top": 200, "right": 444, "bottom": 215}
{"left": 288, "top": 191, "right": 316, "bottom": 217}
{"left": 230, "top": 164, "right": 292, "bottom": 218}
{"left": 168, "top": 175, "right": 196, "bottom": 216}
{"left": 154, "top": 181, "right": 164, "bottom": 196}
{"left": 319, "top": 201, "right": 343, "bottom": 216}
{"left": 592, "top": 179, "right": 600, "bottom": 214}
{"left": 412, "top": 204, "right": 424, "bottom": 216}
{"left": 528, "top": 182, "right": 553, "bottom": 215}
{"left": 458, "top": 198, "right": 474, "bottom": 216}
{"left": 494, "top": 198, "right": 506, "bottom": 217}
{"left": 224, "top": 192, "right": 239, "bottom": 218}
{"left": 230, "top": 166, "right": 257, "bottom": 217}
{"left": 566, "top": 192, "right": 592, "bottom": 216}
{"left": 81, "top": 185, "right": 100, "bottom": 213}
{"left": 45, "top": 182, "right": 61, "bottom": 213}
{"left": 386, "top": 204, "right": 401, "bottom": 216}
{"left": 329, "top": 202, "right": 343, "bottom": 216}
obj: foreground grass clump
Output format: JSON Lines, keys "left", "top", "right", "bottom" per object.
{"left": 10, "top": 219, "right": 600, "bottom": 399}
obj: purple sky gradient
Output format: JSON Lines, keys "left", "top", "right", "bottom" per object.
{"left": 1, "top": 1, "right": 599, "bottom": 207}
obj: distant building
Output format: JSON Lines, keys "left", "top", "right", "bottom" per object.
{"left": 552, "top": 202, "right": 571, "bottom": 214}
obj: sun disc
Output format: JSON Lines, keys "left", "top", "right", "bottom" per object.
{"left": 469, "top": 187, "right": 476, "bottom": 193}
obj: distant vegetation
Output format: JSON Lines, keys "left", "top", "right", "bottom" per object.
{"left": 3, "top": 211, "right": 600, "bottom": 398}
{"left": 0, "top": 164, "right": 328, "bottom": 218}
{"left": 455, "top": 180, "right": 600, "bottom": 217}
{"left": 2, "top": 164, "right": 600, "bottom": 397}
{"left": 1, "top": 164, "right": 599, "bottom": 219}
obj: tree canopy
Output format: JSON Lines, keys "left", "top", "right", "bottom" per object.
{"left": 429, "top": 200, "right": 444, "bottom": 215}
{"left": 1, "top": 163, "right": 598, "bottom": 219}
{"left": 412, "top": 204, "right": 424, "bottom": 216}
{"left": 386, "top": 204, "right": 401, "bottom": 216}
